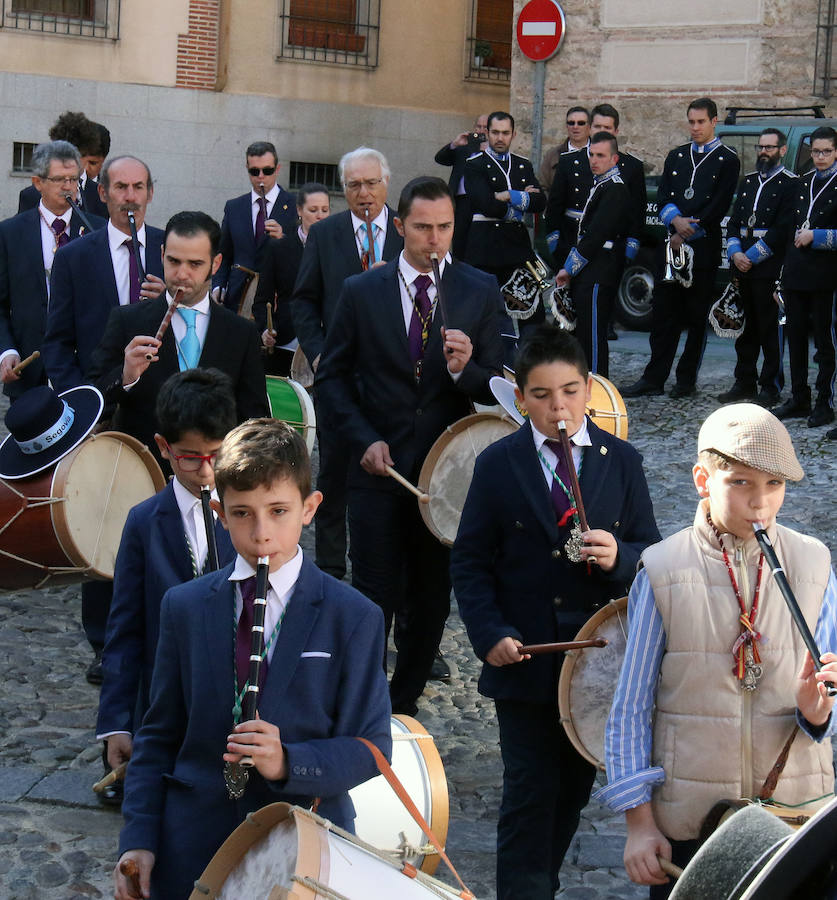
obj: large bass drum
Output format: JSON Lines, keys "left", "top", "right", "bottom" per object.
{"left": 557, "top": 597, "right": 628, "bottom": 770}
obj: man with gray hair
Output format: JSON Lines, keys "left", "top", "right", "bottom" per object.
{"left": 0, "top": 140, "right": 105, "bottom": 400}
{"left": 292, "top": 146, "right": 403, "bottom": 582}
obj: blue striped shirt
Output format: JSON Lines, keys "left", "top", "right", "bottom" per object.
{"left": 594, "top": 567, "right": 837, "bottom": 812}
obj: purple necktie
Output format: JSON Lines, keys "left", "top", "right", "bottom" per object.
{"left": 408, "top": 274, "right": 433, "bottom": 363}
{"left": 544, "top": 438, "right": 573, "bottom": 524}
{"left": 255, "top": 197, "right": 267, "bottom": 241}
{"left": 51, "top": 218, "right": 69, "bottom": 249}
{"left": 123, "top": 238, "right": 141, "bottom": 304}
{"left": 235, "top": 576, "right": 268, "bottom": 696}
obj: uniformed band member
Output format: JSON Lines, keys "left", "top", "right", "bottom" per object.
{"left": 539, "top": 106, "right": 590, "bottom": 192}
{"left": 773, "top": 125, "right": 837, "bottom": 429}
{"left": 719, "top": 128, "right": 797, "bottom": 406}
{"left": 555, "top": 133, "right": 631, "bottom": 377}
{"left": 623, "top": 98, "right": 740, "bottom": 399}
{"left": 464, "top": 110, "right": 546, "bottom": 330}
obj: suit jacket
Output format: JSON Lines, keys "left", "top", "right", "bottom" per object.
{"left": 18, "top": 178, "right": 108, "bottom": 219}
{"left": 451, "top": 418, "right": 660, "bottom": 704}
{"left": 87, "top": 296, "right": 269, "bottom": 454}
{"left": 291, "top": 207, "right": 403, "bottom": 365}
{"left": 567, "top": 175, "right": 632, "bottom": 287}
{"left": 316, "top": 257, "right": 504, "bottom": 491}
{"left": 119, "top": 555, "right": 392, "bottom": 900}
{"left": 97, "top": 481, "right": 236, "bottom": 736}
{"left": 0, "top": 207, "right": 105, "bottom": 398}
{"left": 42, "top": 224, "right": 165, "bottom": 390}
{"left": 214, "top": 188, "right": 297, "bottom": 312}
{"left": 434, "top": 141, "right": 479, "bottom": 194}
{"left": 252, "top": 229, "right": 303, "bottom": 345}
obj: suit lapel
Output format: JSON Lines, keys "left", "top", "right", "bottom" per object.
{"left": 382, "top": 207, "right": 402, "bottom": 260}
{"left": 202, "top": 570, "right": 237, "bottom": 713}
{"left": 578, "top": 420, "right": 610, "bottom": 524}
{"left": 200, "top": 304, "right": 226, "bottom": 366}
{"left": 23, "top": 212, "right": 48, "bottom": 307}
{"left": 382, "top": 263, "right": 410, "bottom": 359}
{"left": 337, "top": 212, "right": 364, "bottom": 276}
{"left": 156, "top": 483, "right": 195, "bottom": 583}
{"left": 508, "top": 422, "right": 560, "bottom": 542}
{"left": 93, "top": 228, "right": 120, "bottom": 308}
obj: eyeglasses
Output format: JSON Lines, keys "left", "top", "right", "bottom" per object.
{"left": 248, "top": 166, "right": 276, "bottom": 176}
{"left": 566, "top": 120, "right": 588, "bottom": 127}
{"left": 755, "top": 144, "right": 780, "bottom": 152}
{"left": 165, "top": 441, "right": 218, "bottom": 472}
{"left": 345, "top": 177, "right": 384, "bottom": 192}
{"left": 43, "top": 175, "right": 80, "bottom": 185}
{"left": 811, "top": 148, "right": 836, "bottom": 157}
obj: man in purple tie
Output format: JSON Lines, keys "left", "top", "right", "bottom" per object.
{"left": 0, "top": 140, "right": 106, "bottom": 401}
{"left": 316, "top": 175, "right": 504, "bottom": 716}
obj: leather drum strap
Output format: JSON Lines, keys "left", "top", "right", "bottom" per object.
{"left": 355, "top": 737, "right": 474, "bottom": 899}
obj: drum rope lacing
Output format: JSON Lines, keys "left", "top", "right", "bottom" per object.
{"left": 88, "top": 443, "right": 124, "bottom": 566}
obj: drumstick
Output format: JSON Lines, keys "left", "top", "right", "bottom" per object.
{"left": 145, "top": 287, "right": 184, "bottom": 361}
{"left": 384, "top": 465, "right": 430, "bottom": 503}
{"left": 92, "top": 761, "right": 127, "bottom": 793}
{"left": 557, "top": 420, "right": 597, "bottom": 565}
{"left": 200, "top": 485, "right": 220, "bottom": 572}
{"left": 518, "top": 637, "right": 608, "bottom": 656}
{"left": 658, "top": 857, "right": 683, "bottom": 879}
{"left": 429, "top": 252, "right": 449, "bottom": 332}
{"left": 11, "top": 350, "right": 40, "bottom": 376}
{"left": 119, "top": 859, "right": 143, "bottom": 898}
{"left": 265, "top": 303, "right": 275, "bottom": 355}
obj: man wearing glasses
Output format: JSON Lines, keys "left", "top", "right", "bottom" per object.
{"left": 774, "top": 125, "right": 837, "bottom": 429}
{"left": 292, "top": 147, "right": 403, "bottom": 582}
{"left": 213, "top": 141, "right": 297, "bottom": 311}
{"left": 539, "top": 106, "right": 591, "bottom": 192}
{"left": 0, "top": 140, "right": 105, "bottom": 401}
{"left": 718, "top": 128, "right": 797, "bottom": 407}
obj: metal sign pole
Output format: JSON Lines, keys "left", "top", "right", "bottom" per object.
{"left": 531, "top": 59, "right": 546, "bottom": 171}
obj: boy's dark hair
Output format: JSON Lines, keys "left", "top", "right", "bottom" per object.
{"left": 591, "top": 103, "right": 619, "bottom": 128}
{"left": 215, "top": 419, "right": 311, "bottom": 502}
{"left": 488, "top": 110, "right": 515, "bottom": 131}
{"left": 156, "top": 368, "right": 237, "bottom": 443}
{"left": 590, "top": 132, "right": 618, "bottom": 155}
{"left": 94, "top": 121, "right": 111, "bottom": 157}
{"left": 165, "top": 210, "right": 222, "bottom": 257}
{"left": 688, "top": 97, "right": 718, "bottom": 120}
{"left": 48, "top": 111, "right": 100, "bottom": 156}
{"left": 810, "top": 125, "right": 837, "bottom": 148}
{"left": 515, "top": 324, "right": 589, "bottom": 389}
{"left": 397, "top": 176, "right": 452, "bottom": 219}
{"left": 246, "top": 141, "right": 278, "bottom": 165}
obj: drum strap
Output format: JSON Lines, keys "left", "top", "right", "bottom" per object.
{"left": 356, "top": 737, "right": 475, "bottom": 899}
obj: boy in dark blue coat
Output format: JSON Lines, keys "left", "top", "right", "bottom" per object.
{"left": 451, "top": 325, "right": 660, "bottom": 899}
{"left": 114, "top": 419, "right": 391, "bottom": 900}
{"left": 96, "top": 368, "right": 238, "bottom": 801}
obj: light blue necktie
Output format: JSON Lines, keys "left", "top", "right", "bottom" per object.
{"left": 177, "top": 308, "right": 201, "bottom": 370}
{"left": 358, "top": 223, "right": 381, "bottom": 256}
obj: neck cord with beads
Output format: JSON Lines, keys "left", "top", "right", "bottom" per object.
{"left": 707, "top": 511, "right": 765, "bottom": 690}
{"left": 398, "top": 265, "right": 436, "bottom": 381}
{"left": 538, "top": 441, "right": 587, "bottom": 563}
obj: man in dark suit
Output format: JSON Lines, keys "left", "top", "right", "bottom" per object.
{"left": 434, "top": 113, "right": 488, "bottom": 258}
{"left": 451, "top": 326, "right": 660, "bottom": 899}
{"left": 291, "top": 147, "right": 403, "bottom": 580}
{"left": 0, "top": 140, "right": 105, "bottom": 401}
{"left": 42, "top": 154, "right": 165, "bottom": 392}
{"left": 213, "top": 140, "right": 296, "bottom": 312}
{"left": 316, "top": 175, "right": 504, "bottom": 716}
{"left": 88, "top": 210, "right": 269, "bottom": 457}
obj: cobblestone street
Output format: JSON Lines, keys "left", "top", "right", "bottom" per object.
{"left": 0, "top": 330, "right": 834, "bottom": 899}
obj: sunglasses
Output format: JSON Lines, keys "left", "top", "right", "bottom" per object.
{"left": 248, "top": 166, "right": 276, "bottom": 176}
{"left": 566, "top": 120, "right": 587, "bottom": 127}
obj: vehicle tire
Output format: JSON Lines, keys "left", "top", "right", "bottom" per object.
{"left": 615, "top": 250, "right": 655, "bottom": 331}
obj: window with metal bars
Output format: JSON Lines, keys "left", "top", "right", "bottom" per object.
{"left": 289, "top": 160, "right": 341, "bottom": 193}
{"left": 12, "top": 141, "right": 37, "bottom": 173}
{"left": 467, "top": 0, "right": 512, "bottom": 82}
{"left": 277, "top": 0, "right": 379, "bottom": 67}
{"left": 2, "top": 0, "right": 118, "bottom": 38}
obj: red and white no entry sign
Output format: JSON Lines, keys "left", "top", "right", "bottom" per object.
{"left": 516, "top": 0, "right": 566, "bottom": 62}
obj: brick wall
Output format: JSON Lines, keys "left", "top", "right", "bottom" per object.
{"left": 176, "top": 0, "right": 220, "bottom": 90}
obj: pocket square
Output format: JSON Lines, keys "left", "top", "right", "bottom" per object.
{"left": 300, "top": 651, "right": 331, "bottom": 658}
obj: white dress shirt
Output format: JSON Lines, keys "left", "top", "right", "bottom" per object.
{"left": 171, "top": 476, "right": 218, "bottom": 574}
{"left": 350, "top": 206, "right": 388, "bottom": 261}
{"left": 529, "top": 415, "right": 592, "bottom": 487}
{"left": 250, "top": 183, "right": 280, "bottom": 232}
{"left": 170, "top": 293, "right": 211, "bottom": 364}
{"left": 108, "top": 220, "right": 147, "bottom": 306}
{"left": 39, "top": 201, "right": 73, "bottom": 286}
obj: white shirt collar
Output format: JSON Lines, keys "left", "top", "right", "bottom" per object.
{"left": 251, "top": 184, "right": 280, "bottom": 206}
{"left": 350, "top": 206, "right": 388, "bottom": 236}
{"left": 38, "top": 200, "right": 71, "bottom": 227}
{"left": 171, "top": 475, "right": 216, "bottom": 519}
{"left": 398, "top": 250, "right": 449, "bottom": 284}
{"left": 168, "top": 292, "right": 211, "bottom": 315}
{"left": 108, "top": 219, "right": 146, "bottom": 253}
{"left": 530, "top": 415, "right": 592, "bottom": 452}
{"left": 228, "top": 546, "right": 304, "bottom": 601}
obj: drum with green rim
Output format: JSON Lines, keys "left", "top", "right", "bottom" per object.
{"left": 265, "top": 376, "right": 316, "bottom": 454}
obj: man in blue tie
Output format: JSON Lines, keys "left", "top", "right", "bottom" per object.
{"left": 87, "top": 211, "right": 269, "bottom": 465}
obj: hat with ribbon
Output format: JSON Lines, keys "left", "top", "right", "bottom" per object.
{"left": 0, "top": 384, "right": 104, "bottom": 479}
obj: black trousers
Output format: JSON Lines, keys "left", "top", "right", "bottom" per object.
{"left": 494, "top": 698, "right": 596, "bottom": 900}
{"left": 784, "top": 288, "right": 836, "bottom": 406}
{"left": 348, "top": 487, "right": 450, "bottom": 714}
{"left": 452, "top": 194, "right": 472, "bottom": 260}
{"left": 732, "top": 277, "right": 784, "bottom": 394}
{"left": 81, "top": 580, "right": 113, "bottom": 654}
{"left": 643, "top": 268, "right": 716, "bottom": 388}
{"left": 313, "top": 403, "right": 349, "bottom": 579}
{"left": 649, "top": 838, "right": 699, "bottom": 900}
{"left": 572, "top": 278, "right": 616, "bottom": 377}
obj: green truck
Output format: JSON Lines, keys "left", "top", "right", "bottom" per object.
{"left": 615, "top": 106, "right": 837, "bottom": 330}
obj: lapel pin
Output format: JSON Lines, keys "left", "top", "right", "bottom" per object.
{"left": 600, "top": 446, "right": 608, "bottom": 455}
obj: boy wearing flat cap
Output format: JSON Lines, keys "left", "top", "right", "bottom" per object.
{"left": 596, "top": 403, "right": 837, "bottom": 898}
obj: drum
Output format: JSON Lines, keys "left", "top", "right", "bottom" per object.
{"left": 587, "top": 374, "right": 628, "bottom": 440}
{"left": 417, "top": 412, "right": 518, "bottom": 546}
{"left": 191, "top": 803, "right": 467, "bottom": 900}
{"left": 0, "top": 431, "right": 165, "bottom": 590}
{"left": 350, "top": 714, "right": 448, "bottom": 875}
{"left": 265, "top": 376, "right": 316, "bottom": 455}
{"left": 234, "top": 263, "right": 259, "bottom": 320}
{"left": 290, "top": 346, "right": 315, "bottom": 391}
{"left": 700, "top": 796, "right": 833, "bottom": 838}
{"left": 558, "top": 597, "right": 628, "bottom": 770}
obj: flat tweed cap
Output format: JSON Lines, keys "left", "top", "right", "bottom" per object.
{"left": 698, "top": 402, "right": 804, "bottom": 482}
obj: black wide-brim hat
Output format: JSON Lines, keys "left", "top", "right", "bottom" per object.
{"left": 0, "top": 384, "right": 104, "bottom": 480}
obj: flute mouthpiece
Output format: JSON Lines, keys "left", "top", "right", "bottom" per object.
{"left": 430, "top": 252, "right": 439, "bottom": 261}
{"left": 557, "top": 420, "right": 567, "bottom": 431}
{"left": 257, "top": 556, "right": 270, "bottom": 566}
{"left": 752, "top": 521, "right": 765, "bottom": 532}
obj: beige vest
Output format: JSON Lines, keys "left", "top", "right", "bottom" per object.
{"left": 643, "top": 503, "right": 833, "bottom": 840}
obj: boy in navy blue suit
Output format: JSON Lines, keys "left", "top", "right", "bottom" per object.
{"left": 451, "top": 325, "right": 660, "bottom": 900}
{"left": 114, "top": 419, "right": 391, "bottom": 900}
{"left": 96, "top": 368, "right": 238, "bottom": 804}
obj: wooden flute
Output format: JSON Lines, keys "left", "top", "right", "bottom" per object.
{"left": 429, "top": 252, "right": 449, "bottom": 332}
{"left": 240, "top": 556, "right": 270, "bottom": 766}
{"left": 63, "top": 192, "right": 96, "bottom": 233}
{"left": 145, "top": 287, "right": 184, "bottom": 361}
{"left": 557, "top": 420, "right": 597, "bottom": 565}
{"left": 200, "top": 485, "right": 220, "bottom": 572}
